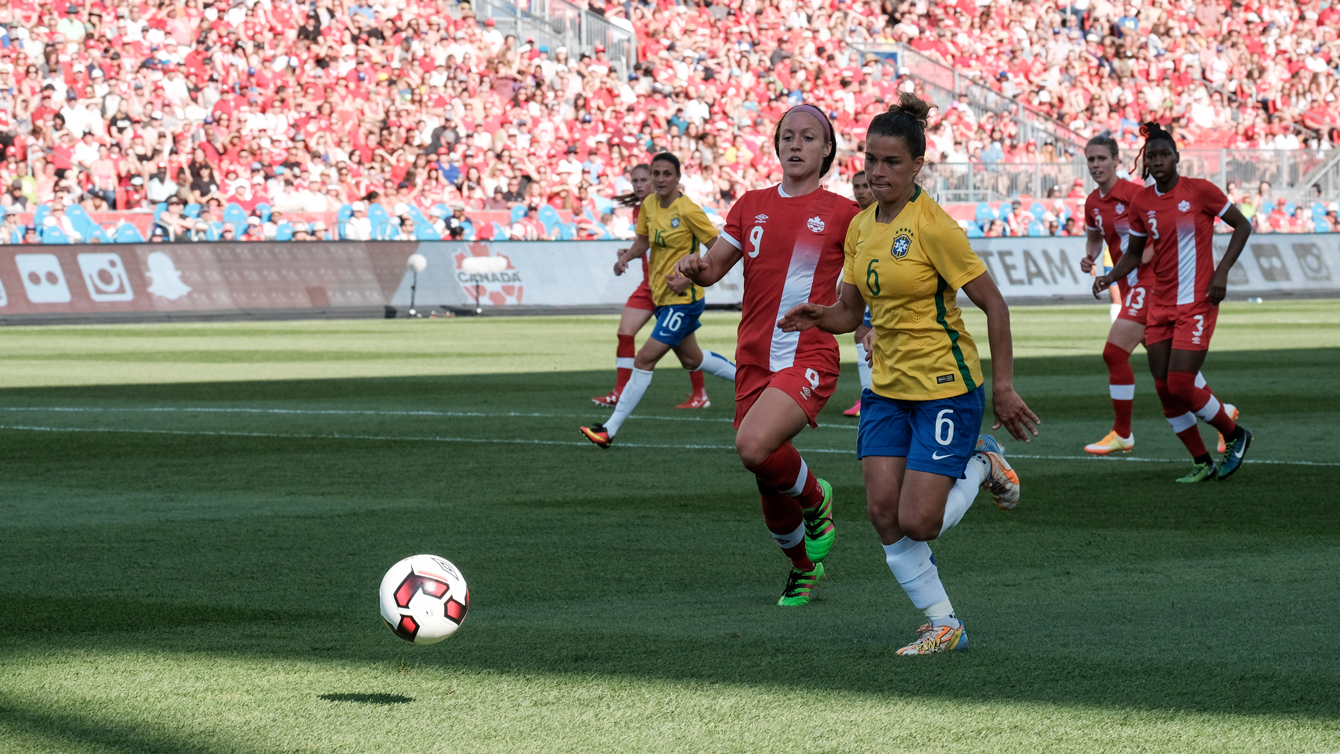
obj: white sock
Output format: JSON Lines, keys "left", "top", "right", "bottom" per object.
{"left": 1110, "top": 303, "right": 1121, "bottom": 322}
{"left": 940, "top": 455, "right": 986, "bottom": 536}
{"left": 605, "top": 368, "right": 652, "bottom": 437}
{"left": 855, "top": 341, "right": 873, "bottom": 392}
{"left": 883, "top": 537, "right": 948, "bottom": 610}
{"left": 695, "top": 351, "right": 737, "bottom": 381}
{"left": 1194, "top": 371, "right": 1207, "bottom": 389}
{"left": 923, "top": 598, "right": 959, "bottom": 628}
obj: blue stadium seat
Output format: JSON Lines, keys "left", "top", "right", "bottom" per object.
{"left": 509, "top": 204, "right": 527, "bottom": 224}
{"left": 537, "top": 205, "right": 560, "bottom": 233}
{"left": 114, "top": 223, "right": 145, "bottom": 243}
{"left": 965, "top": 221, "right": 984, "bottom": 238}
{"left": 222, "top": 203, "right": 249, "bottom": 229}
{"left": 1030, "top": 202, "right": 1047, "bottom": 220}
{"left": 337, "top": 204, "right": 353, "bottom": 223}
{"left": 491, "top": 221, "right": 508, "bottom": 239}
{"left": 184, "top": 203, "right": 201, "bottom": 218}
{"left": 152, "top": 202, "right": 168, "bottom": 226}
{"left": 1313, "top": 202, "right": 1327, "bottom": 219}
{"left": 460, "top": 219, "right": 475, "bottom": 240}
{"left": 41, "top": 225, "right": 70, "bottom": 244}
{"left": 593, "top": 196, "right": 614, "bottom": 216}
{"left": 367, "top": 202, "right": 390, "bottom": 228}
{"left": 1284, "top": 203, "right": 1296, "bottom": 216}
{"left": 33, "top": 204, "right": 50, "bottom": 229}
{"left": 556, "top": 222, "right": 576, "bottom": 240}
{"left": 974, "top": 202, "right": 996, "bottom": 223}
{"left": 86, "top": 224, "right": 113, "bottom": 243}
{"left": 1027, "top": 221, "right": 1046, "bottom": 237}
{"left": 414, "top": 223, "right": 440, "bottom": 240}
{"left": 207, "top": 222, "right": 225, "bottom": 241}
{"left": 254, "top": 203, "right": 272, "bottom": 223}
{"left": 273, "top": 221, "right": 294, "bottom": 241}
{"left": 1315, "top": 220, "right": 1330, "bottom": 233}
{"left": 64, "top": 204, "right": 100, "bottom": 240}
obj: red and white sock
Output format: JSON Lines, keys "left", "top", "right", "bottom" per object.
{"left": 1168, "top": 371, "right": 1237, "bottom": 437}
{"left": 1155, "top": 377, "right": 1208, "bottom": 458}
{"left": 746, "top": 442, "right": 824, "bottom": 509}
{"left": 759, "top": 481, "right": 814, "bottom": 571}
{"left": 613, "top": 334, "right": 635, "bottom": 395}
{"left": 1103, "top": 342, "right": 1135, "bottom": 438}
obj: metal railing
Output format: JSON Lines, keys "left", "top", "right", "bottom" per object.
{"left": 470, "top": 0, "right": 636, "bottom": 79}
{"left": 920, "top": 161, "right": 1088, "bottom": 204}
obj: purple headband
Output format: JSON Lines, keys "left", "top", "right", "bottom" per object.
{"left": 784, "top": 104, "right": 833, "bottom": 142}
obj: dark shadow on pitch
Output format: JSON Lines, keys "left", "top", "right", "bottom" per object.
{"left": 319, "top": 693, "right": 413, "bottom": 705}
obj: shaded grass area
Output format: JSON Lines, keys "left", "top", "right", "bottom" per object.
{"left": 1, "top": 306, "right": 1339, "bottom": 752}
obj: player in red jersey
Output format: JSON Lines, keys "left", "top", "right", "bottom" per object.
{"left": 1079, "top": 135, "right": 1241, "bottom": 457}
{"left": 677, "top": 104, "right": 862, "bottom": 607}
{"left": 1094, "top": 123, "right": 1254, "bottom": 482}
{"left": 592, "top": 164, "right": 709, "bottom": 410}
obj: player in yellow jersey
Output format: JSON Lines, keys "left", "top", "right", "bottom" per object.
{"left": 580, "top": 153, "right": 737, "bottom": 447}
{"left": 780, "top": 94, "right": 1040, "bottom": 655}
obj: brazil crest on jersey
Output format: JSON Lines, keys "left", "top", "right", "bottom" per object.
{"left": 635, "top": 193, "right": 718, "bottom": 307}
{"left": 843, "top": 186, "right": 986, "bottom": 401}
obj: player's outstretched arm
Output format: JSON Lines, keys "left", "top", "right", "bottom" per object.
{"left": 962, "top": 272, "right": 1041, "bottom": 443}
{"left": 1209, "top": 206, "right": 1252, "bottom": 305}
{"left": 615, "top": 235, "right": 651, "bottom": 276}
{"left": 677, "top": 236, "right": 741, "bottom": 287}
{"left": 1093, "top": 233, "right": 1145, "bottom": 298}
{"left": 778, "top": 282, "right": 867, "bottom": 335}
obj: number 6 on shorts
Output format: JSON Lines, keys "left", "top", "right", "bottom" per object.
{"left": 935, "top": 408, "right": 955, "bottom": 446}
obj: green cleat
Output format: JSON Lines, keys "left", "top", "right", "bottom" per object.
{"left": 777, "top": 562, "right": 825, "bottom": 607}
{"left": 802, "top": 478, "right": 836, "bottom": 563}
{"left": 1176, "top": 460, "right": 1218, "bottom": 483}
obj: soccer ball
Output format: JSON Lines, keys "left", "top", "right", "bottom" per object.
{"left": 378, "top": 554, "right": 470, "bottom": 645}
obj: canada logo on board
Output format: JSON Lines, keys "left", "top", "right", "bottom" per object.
{"left": 453, "top": 244, "right": 523, "bottom": 305}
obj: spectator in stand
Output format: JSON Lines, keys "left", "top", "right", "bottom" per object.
{"left": 345, "top": 201, "right": 372, "bottom": 241}
{"left": 156, "top": 198, "right": 192, "bottom": 241}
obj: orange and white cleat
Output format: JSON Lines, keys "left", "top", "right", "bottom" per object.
{"left": 675, "top": 391, "right": 711, "bottom": 409}
{"left": 896, "top": 622, "right": 968, "bottom": 655}
{"left": 974, "top": 435, "right": 1020, "bottom": 510}
{"left": 591, "top": 390, "right": 620, "bottom": 408}
{"left": 579, "top": 423, "right": 613, "bottom": 448}
{"left": 1085, "top": 430, "right": 1135, "bottom": 456}
{"left": 842, "top": 399, "right": 861, "bottom": 417}
{"left": 1216, "top": 404, "right": 1239, "bottom": 454}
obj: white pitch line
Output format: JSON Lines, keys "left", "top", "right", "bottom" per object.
{"left": 0, "top": 423, "right": 1334, "bottom": 467}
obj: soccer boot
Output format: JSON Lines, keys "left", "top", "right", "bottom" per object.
{"left": 591, "top": 390, "right": 620, "bottom": 408}
{"left": 777, "top": 561, "right": 825, "bottom": 607}
{"left": 1084, "top": 430, "right": 1135, "bottom": 456}
{"left": 974, "top": 434, "right": 1020, "bottom": 510}
{"left": 578, "top": 423, "right": 613, "bottom": 449}
{"left": 1216, "top": 404, "right": 1239, "bottom": 454}
{"left": 1175, "top": 459, "right": 1218, "bottom": 483}
{"left": 675, "top": 391, "right": 710, "bottom": 409}
{"left": 842, "top": 399, "right": 861, "bottom": 417}
{"left": 1217, "top": 427, "right": 1252, "bottom": 480}
{"left": 802, "top": 478, "right": 836, "bottom": 563}
{"left": 896, "top": 621, "right": 968, "bottom": 655}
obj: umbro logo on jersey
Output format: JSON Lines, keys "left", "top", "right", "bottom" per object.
{"left": 1115, "top": 203, "right": 1126, "bottom": 214}
{"left": 755, "top": 214, "right": 769, "bottom": 223}
{"left": 1178, "top": 200, "right": 1191, "bottom": 212}
{"left": 1092, "top": 208, "right": 1101, "bottom": 216}
{"left": 807, "top": 216, "right": 825, "bottom": 232}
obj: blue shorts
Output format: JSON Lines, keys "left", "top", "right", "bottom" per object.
{"left": 650, "top": 299, "right": 704, "bottom": 347}
{"left": 856, "top": 386, "right": 986, "bottom": 478}
{"left": 861, "top": 307, "right": 872, "bottom": 328}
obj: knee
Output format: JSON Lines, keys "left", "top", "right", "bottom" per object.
{"left": 1102, "top": 342, "right": 1129, "bottom": 368}
{"left": 898, "top": 509, "right": 942, "bottom": 542}
{"left": 632, "top": 353, "right": 656, "bottom": 371}
{"left": 1166, "top": 371, "right": 1195, "bottom": 402}
{"left": 735, "top": 434, "right": 773, "bottom": 470}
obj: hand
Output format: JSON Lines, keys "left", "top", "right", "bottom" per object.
{"left": 777, "top": 302, "right": 825, "bottom": 332}
{"left": 675, "top": 253, "right": 707, "bottom": 279}
{"left": 613, "top": 257, "right": 628, "bottom": 276}
{"left": 665, "top": 272, "right": 691, "bottom": 294}
{"left": 1206, "top": 271, "right": 1228, "bottom": 305}
{"left": 990, "top": 385, "right": 1041, "bottom": 443}
{"left": 1091, "top": 274, "right": 1110, "bottom": 299}
{"left": 1079, "top": 255, "right": 1095, "bottom": 274}
{"left": 861, "top": 328, "right": 874, "bottom": 364}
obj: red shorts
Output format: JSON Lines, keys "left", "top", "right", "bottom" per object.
{"left": 625, "top": 277, "right": 654, "bottom": 312}
{"left": 1115, "top": 282, "right": 1150, "bottom": 325}
{"left": 1145, "top": 298, "right": 1218, "bottom": 351}
{"left": 734, "top": 364, "right": 838, "bottom": 429}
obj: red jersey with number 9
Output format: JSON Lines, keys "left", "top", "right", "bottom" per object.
{"left": 720, "top": 185, "right": 861, "bottom": 372}
{"left": 1126, "top": 177, "right": 1232, "bottom": 307}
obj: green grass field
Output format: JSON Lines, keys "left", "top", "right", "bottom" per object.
{"left": 1, "top": 301, "right": 1338, "bottom": 754}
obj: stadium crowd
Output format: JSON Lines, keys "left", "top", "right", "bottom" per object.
{"left": 0, "top": 0, "right": 1336, "bottom": 243}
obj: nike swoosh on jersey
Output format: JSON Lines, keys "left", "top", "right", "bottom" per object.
{"left": 931, "top": 451, "right": 952, "bottom": 460}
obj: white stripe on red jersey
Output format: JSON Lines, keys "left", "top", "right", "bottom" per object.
{"left": 1126, "top": 177, "right": 1231, "bottom": 308}
{"left": 720, "top": 185, "right": 861, "bottom": 372}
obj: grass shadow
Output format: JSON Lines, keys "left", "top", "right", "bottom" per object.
{"left": 318, "top": 693, "right": 413, "bottom": 705}
{"left": 0, "top": 593, "right": 324, "bottom": 637}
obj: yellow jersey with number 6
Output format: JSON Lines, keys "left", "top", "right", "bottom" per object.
{"left": 842, "top": 186, "right": 987, "bottom": 401}
{"left": 635, "top": 193, "right": 717, "bottom": 307}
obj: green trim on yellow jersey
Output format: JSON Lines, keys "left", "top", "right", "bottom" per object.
{"left": 933, "top": 275, "right": 977, "bottom": 391}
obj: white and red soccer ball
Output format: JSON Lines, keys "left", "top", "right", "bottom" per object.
{"left": 378, "top": 554, "right": 470, "bottom": 645}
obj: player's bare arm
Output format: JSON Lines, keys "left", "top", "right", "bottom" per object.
{"left": 1209, "top": 206, "right": 1252, "bottom": 305}
{"left": 777, "top": 281, "right": 867, "bottom": 334}
{"left": 615, "top": 235, "right": 650, "bottom": 276}
{"left": 677, "top": 235, "right": 740, "bottom": 286}
{"left": 961, "top": 272, "right": 1041, "bottom": 442}
{"left": 1094, "top": 233, "right": 1146, "bottom": 298}
{"left": 1079, "top": 228, "right": 1104, "bottom": 274}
